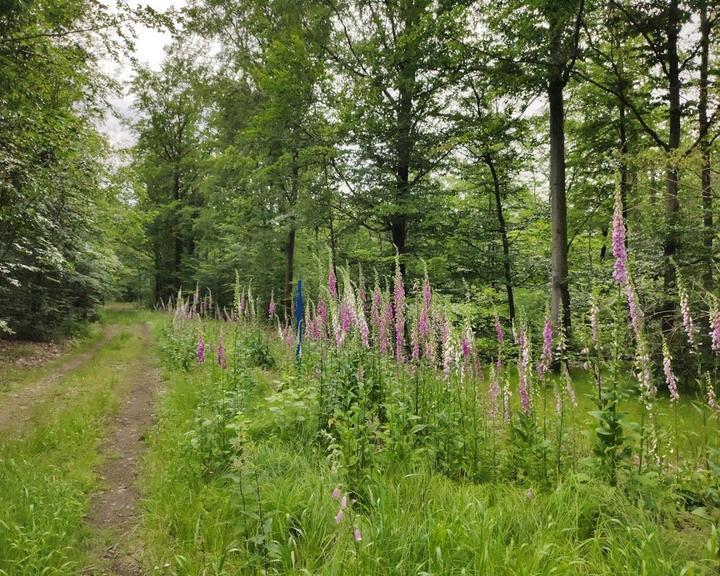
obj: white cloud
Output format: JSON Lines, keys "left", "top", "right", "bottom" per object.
{"left": 98, "top": 0, "right": 186, "bottom": 152}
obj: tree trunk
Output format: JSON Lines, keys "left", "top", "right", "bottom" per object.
{"left": 699, "top": 1, "right": 714, "bottom": 291}
{"left": 391, "top": 5, "right": 417, "bottom": 278}
{"left": 284, "top": 156, "right": 299, "bottom": 310}
{"left": 485, "top": 153, "right": 515, "bottom": 322}
{"left": 619, "top": 100, "right": 629, "bottom": 238}
{"left": 548, "top": 73, "right": 571, "bottom": 332}
{"left": 173, "top": 168, "right": 182, "bottom": 292}
{"left": 393, "top": 86, "right": 412, "bottom": 277}
{"left": 662, "top": 0, "right": 682, "bottom": 327}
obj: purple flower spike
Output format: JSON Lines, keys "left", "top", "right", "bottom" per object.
{"left": 196, "top": 335, "right": 206, "bottom": 364}
{"left": 393, "top": 259, "right": 406, "bottom": 363}
{"left": 517, "top": 329, "right": 531, "bottom": 416}
{"left": 710, "top": 306, "right": 720, "bottom": 354}
{"left": 494, "top": 316, "right": 505, "bottom": 345}
{"left": 537, "top": 317, "right": 553, "bottom": 378}
{"left": 662, "top": 338, "right": 679, "bottom": 402}
{"left": 611, "top": 193, "right": 628, "bottom": 286}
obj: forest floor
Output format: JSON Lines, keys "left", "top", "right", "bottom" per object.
{"left": 0, "top": 306, "right": 163, "bottom": 575}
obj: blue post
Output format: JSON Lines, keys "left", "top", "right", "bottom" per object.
{"left": 295, "top": 279, "right": 303, "bottom": 363}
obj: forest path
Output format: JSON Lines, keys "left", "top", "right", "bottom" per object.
{"left": 0, "top": 326, "right": 116, "bottom": 432}
{"left": 82, "top": 316, "right": 163, "bottom": 575}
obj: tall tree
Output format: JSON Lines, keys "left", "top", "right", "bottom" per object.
{"left": 326, "top": 0, "right": 470, "bottom": 275}
{"left": 132, "top": 54, "right": 205, "bottom": 301}
{"left": 484, "top": 0, "right": 584, "bottom": 331}
{"left": 185, "top": 0, "right": 331, "bottom": 310}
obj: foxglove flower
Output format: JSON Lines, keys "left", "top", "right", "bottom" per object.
{"left": 196, "top": 335, "right": 206, "bottom": 364}
{"left": 268, "top": 291, "right": 276, "bottom": 319}
{"left": 537, "top": 317, "right": 553, "bottom": 378}
{"left": 357, "top": 302, "right": 370, "bottom": 349}
{"left": 394, "top": 259, "right": 406, "bottom": 363}
{"left": 625, "top": 282, "right": 643, "bottom": 337}
{"left": 678, "top": 280, "right": 696, "bottom": 348}
{"left": 418, "top": 277, "right": 431, "bottom": 337}
{"left": 503, "top": 378, "right": 511, "bottom": 423}
{"left": 461, "top": 326, "right": 473, "bottom": 361}
{"left": 517, "top": 329, "right": 531, "bottom": 416}
{"left": 590, "top": 299, "right": 600, "bottom": 349}
{"left": 410, "top": 319, "right": 420, "bottom": 362}
{"left": 707, "top": 379, "right": 719, "bottom": 413}
{"left": 217, "top": 336, "right": 227, "bottom": 369}
{"left": 370, "top": 285, "right": 382, "bottom": 333}
{"left": 379, "top": 294, "right": 393, "bottom": 356}
{"left": 661, "top": 337, "right": 679, "bottom": 402}
{"left": 439, "top": 314, "right": 453, "bottom": 377}
{"left": 710, "top": 305, "right": 720, "bottom": 354}
{"left": 611, "top": 193, "right": 628, "bottom": 286}
{"left": 494, "top": 315, "right": 505, "bottom": 345}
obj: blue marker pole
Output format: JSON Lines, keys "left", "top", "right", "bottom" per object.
{"left": 295, "top": 279, "right": 303, "bottom": 363}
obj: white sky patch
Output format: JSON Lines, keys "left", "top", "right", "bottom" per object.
{"left": 98, "top": 0, "right": 185, "bottom": 151}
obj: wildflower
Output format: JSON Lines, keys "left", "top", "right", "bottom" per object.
{"left": 537, "top": 317, "right": 553, "bottom": 378}
{"left": 379, "top": 294, "right": 393, "bottom": 356}
{"left": 662, "top": 337, "right": 679, "bottom": 402}
{"left": 461, "top": 326, "right": 473, "bottom": 360}
{"left": 439, "top": 314, "right": 453, "bottom": 377}
{"left": 611, "top": 192, "right": 628, "bottom": 286}
{"left": 494, "top": 315, "right": 505, "bottom": 344}
{"left": 677, "top": 273, "right": 695, "bottom": 348}
{"left": 335, "top": 510, "right": 344, "bottom": 524}
{"left": 216, "top": 336, "right": 227, "bottom": 369}
{"left": 394, "top": 258, "right": 406, "bottom": 363}
{"left": 590, "top": 299, "right": 600, "bottom": 349}
{"left": 332, "top": 486, "right": 342, "bottom": 500}
{"left": 418, "top": 277, "right": 431, "bottom": 337}
{"left": 503, "top": 378, "right": 511, "bottom": 423}
{"left": 517, "top": 329, "right": 531, "bottom": 416}
{"left": 410, "top": 319, "right": 420, "bottom": 362}
{"left": 340, "top": 495, "right": 348, "bottom": 510}
{"left": 354, "top": 528, "right": 363, "bottom": 542}
{"left": 625, "top": 282, "right": 643, "bottom": 337}
{"left": 525, "top": 488, "right": 534, "bottom": 501}
{"left": 268, "top": 292, "right": 276, "bottom": 319}
{"left": 340, "top": 302, "right": 354, "bottom": 335}
{"left": 565, "top": 371, "right": 577, "bottom": 408}
{"left": 357, "top": 305, "right": 370, "bottom": 349}
{"left": 196, "top": 335, "right": 205, "bottom": 364}
{"left": 370, "top": 284, "right": 382, "bottom": 333}
{"left": 635, "top": 337, "right": 655, "bottom": 406}
{"left": 710, "top": 305, "right": 720, "bottom": 354}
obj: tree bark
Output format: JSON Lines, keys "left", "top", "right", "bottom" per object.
{"left": 699, "top": 1, "right": 714, "bottom": 291}
{"left": 284, "top": 155, "right": 300, "bottom": 310}
{"left": 619, "top": 100, "right": 629, "bottom": 237}
{"left": 548, "top": 72, "right": 571, "bottom": 332}
{"left": 173, "top": 167, "right": 182, "bottom": 292}
{"left": 484, "top": 153, "right": 516, "bottom": 322}
{"left": 390, "top": 4, "right": 418, "bottom": 278}
{"left": 662, "top": 0, "right": 682, "bottom": 328}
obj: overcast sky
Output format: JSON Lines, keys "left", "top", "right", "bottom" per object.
{"left": 99, "top": 0, "right": 185, "bottom": 150}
